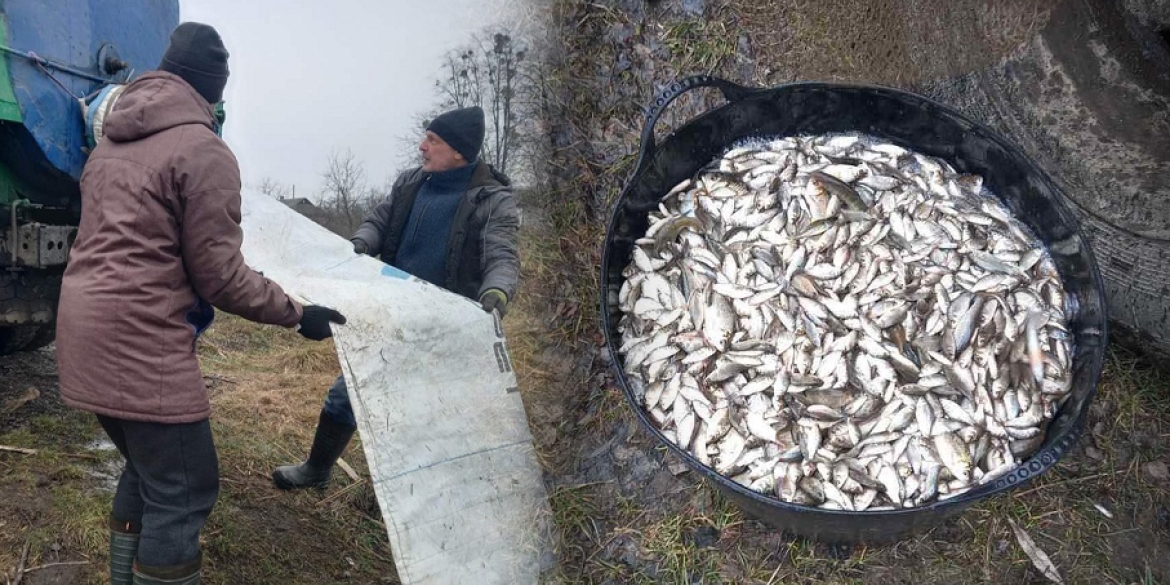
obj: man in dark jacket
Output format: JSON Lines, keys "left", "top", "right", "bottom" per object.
{"left": 272, "top": 106, "right": 521, "bottom": 490}
{"left": 56, "top": 23, "right": 345, "bottom": 585}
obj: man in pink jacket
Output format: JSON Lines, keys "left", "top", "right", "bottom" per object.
{"left": 55, "top": 22, "right": 344, "bottom": 585}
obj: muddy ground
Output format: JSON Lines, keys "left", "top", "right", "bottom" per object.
{"left": 0, "top": 323, "right": 396, "bottom": 585}
{"left": 0, "top": 347, "right": 91, "bottom": 585}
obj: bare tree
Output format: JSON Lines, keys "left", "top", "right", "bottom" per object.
{"left": 365, "top": 177, "right": 395, "bottom": 210}
{"left": 319, "top": 149, "right": 368, "bottom": 236}
{"left": 410, "top": 25, "right": 533, "bottom": 179}
{"left": 395, "top": 114, "right": 428, "bottom": 172}
{"left": 437, "top": 49, "right": 484, "bottom": 110}
{"left": 257, "top": 177, "right": 292, "bottom": 200}
{"left": 483, "top": 31, "right": 526, "bottom": 176}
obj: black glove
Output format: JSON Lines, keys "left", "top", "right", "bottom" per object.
{"left": 352, "top": 239, "right": 369, "bottom": 255}
{"left": 478, "top": 289, "right": 509, "bottom": 318}
{"left": 298, "top": 305, "right": 347, "bottom": 341}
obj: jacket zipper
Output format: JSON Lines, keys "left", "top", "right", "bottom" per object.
{"left": 481, "top": 193, "right": 494, "bottom": 279}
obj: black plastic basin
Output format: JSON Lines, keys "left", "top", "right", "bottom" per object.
{"left": 599, "top": 75, "right": 1109, "bottom": 544}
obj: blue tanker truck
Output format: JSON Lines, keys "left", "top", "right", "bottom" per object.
{"left": 0, "top": 0, "right": 180, "bottom": 353}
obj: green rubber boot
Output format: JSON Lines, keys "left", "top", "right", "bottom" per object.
{"left": 109, "top": 517, "right": 141, "bottom": 585}
{"left": 132, "top": 554, "right": 201, "bottom": 584}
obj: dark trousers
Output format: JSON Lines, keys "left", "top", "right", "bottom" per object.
{"left": 322, "top": 374, "right": 356, "bottom": 427}
{"left": 97, "top": 415, "right": 219, "bottom": 568}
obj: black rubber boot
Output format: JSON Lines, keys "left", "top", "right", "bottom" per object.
{"left": 272, "top": 410, "right": 356, "bottom": 490}
{"left": 132, "top": 554, "right": 201, "bottom": 584}
{"left": 109, "top": 517, "right": 141, "bottom": 585}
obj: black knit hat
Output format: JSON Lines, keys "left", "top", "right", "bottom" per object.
{"left": 426, "top": 106, "right": 485, "bottom": 163}
{"left": 158, "top": 22, "right": 230, "bottom": 104}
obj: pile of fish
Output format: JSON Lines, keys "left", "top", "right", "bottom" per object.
{"left": 616, "top": 133, "right": 1074, "bottom": 511}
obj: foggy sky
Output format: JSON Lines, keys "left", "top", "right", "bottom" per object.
{"left": 178, "top": 0, "right": 515, "bottom": 200}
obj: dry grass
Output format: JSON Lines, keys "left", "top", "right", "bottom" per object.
{"left": 194, "top": 317, "right": 396, "bottom": 583}
{"left": 662, "top": 18, "right": 742, "bottom": 74}
{"left": 0, "top": 317, "right": 396, "bottom": 585}
{"left": 734, "top": 0, "right": 1055, "bottom": 88}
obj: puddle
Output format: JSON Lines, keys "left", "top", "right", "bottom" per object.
{"left": 85, "top": 434, "right": 122, "bottom": 493}
{"left": 84, "top": 436, "right": 118, "bottom": 452}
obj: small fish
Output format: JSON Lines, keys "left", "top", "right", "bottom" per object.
{"left": 702, "top": 293, "right": 736, "bottom": 352}
{"left": 798, "top": 422, "right": 822, "bottom": 460}
{"left": 620, "top": 133, "right": 1072, "bottom": 511}
{"left": 970, "top": 251, "right": 1023, "bottom": 276}
{"left": 1025, "top": 309, "right": 1046, "bottom": 384}
{"left": 933, "top": 432, "right": 973, "bottom": 483}
{"left": 789, "top": 273, "right": 824, "bottom": 298}
{"left": 798, "top": 476, "right": 826, "bottom": 505}
{"left": 806, "top": 404, "right": 844, "bottom": 421}
{"left": 822, "top": 481, "right": 855, "bottom": 511}
{"left": 805, "top": 264, "right": 844, "bottom": 281}
{"left": 809, "top": 170, "right": 867, "bottom": 211}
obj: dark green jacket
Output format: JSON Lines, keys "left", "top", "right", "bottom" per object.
{"left": 351, "top": 161, "right": 521, "bottom": 303}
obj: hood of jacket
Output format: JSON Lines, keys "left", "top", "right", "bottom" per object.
{"left": 103, "top": 71, "right": 216, "bottom": 143}
{"left": 478, "top": 162, "right": 512, "bottom": 188}
{"left": 461, "top": 161, "right": 512, "bottom": 203}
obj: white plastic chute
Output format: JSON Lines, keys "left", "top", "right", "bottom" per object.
{"left": 238, "top": 189, "right": 553, "bottom": 584}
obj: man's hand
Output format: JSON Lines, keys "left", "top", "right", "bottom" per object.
{"left": 352, "top": 239, "right": 369, "bottom": 255}
{"left": 297, "top": 305, "right": 347, "bottom": 341}
{"left": 478, "top": 289, "right": 509, "bottom": 318}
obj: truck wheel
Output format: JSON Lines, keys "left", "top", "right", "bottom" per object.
{"left": 22, "top": 324, "right": 55, "bottom": 351}
{"left": 922, "top": 0, "right": 1170, "bottom": 358}
{"left": 0, "top": 271, "right": 61, "bottom": 354}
